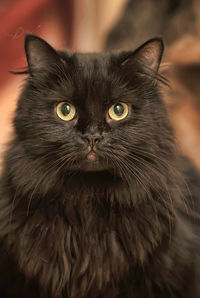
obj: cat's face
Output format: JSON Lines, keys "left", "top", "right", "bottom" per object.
{"left": 14, "top": 35, "right": 173, "bottom": 186}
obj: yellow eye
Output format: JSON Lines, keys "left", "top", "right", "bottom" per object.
{"left": 56, "top": 102, "right": 76, "bottom": 121}
{"left": 108, "top": 103, "right": 129, "bottom": 121}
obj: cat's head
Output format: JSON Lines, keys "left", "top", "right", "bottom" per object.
{"left": 14, "top": 35, "right": 174, "bottom": 189}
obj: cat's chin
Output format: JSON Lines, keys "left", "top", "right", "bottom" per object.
{"left": 79, "top": 159, "right": 108, "bottom": 172}
{"left": 73, "top": 151, "right": 110, "bottom": 172}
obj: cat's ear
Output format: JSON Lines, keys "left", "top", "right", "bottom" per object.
{"left": 121, "top": 38, "right": 164, "bottom": 72}
{"left": 25, "top": 34, "right": 61, "bottom": 75}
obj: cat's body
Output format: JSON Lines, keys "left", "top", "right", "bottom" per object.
{"left": 0, "top": 35, "right": 199, "bottom": 297}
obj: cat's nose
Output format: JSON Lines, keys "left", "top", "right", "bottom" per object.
{"left": 82, "top": 134, "right": 103, "bottom": 147}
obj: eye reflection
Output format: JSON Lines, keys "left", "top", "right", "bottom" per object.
{"left": 56, "top": 102, "right": 76, "bottom": 121}
{"left": 108, "top": 103, "right": 129, "bottom": 120}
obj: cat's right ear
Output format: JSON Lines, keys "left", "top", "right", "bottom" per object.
{"left": 120, "top": 38, "right": 164, "bottom": 72}
{"left": 25, "top": 34, "right": 61, "bottom": 75}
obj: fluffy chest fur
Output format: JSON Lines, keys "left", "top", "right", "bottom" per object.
{"left": 0, "top": 178, "right": 170, "bottom": 297}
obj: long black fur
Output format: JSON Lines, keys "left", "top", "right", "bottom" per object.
{"left": 0, "top": 35, "right": 199, "bottom": 297}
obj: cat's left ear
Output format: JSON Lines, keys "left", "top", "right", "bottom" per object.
{"left": 121, "top": 38, "right": 164, "bottom": 72}
{"left": 25, "top": 34, "right": 61, "bottom": 75}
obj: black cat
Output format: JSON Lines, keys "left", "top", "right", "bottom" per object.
{"left": 0, "top": 34, "right": 199, "bottom": 297}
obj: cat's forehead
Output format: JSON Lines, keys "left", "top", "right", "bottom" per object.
{"left": 61, "top": 52, "right": 122, "bottom": 104}
{"left": 75, "top": 52, "right": 111, "bottom": 69}
{"left": 63, "top": 51, "right": 117, "bottom": 83}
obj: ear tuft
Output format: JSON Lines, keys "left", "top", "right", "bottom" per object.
{"left": 25, "top": 34, "right": 60, "bottom": 74}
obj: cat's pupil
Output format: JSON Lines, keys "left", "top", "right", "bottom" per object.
{"left": 61, "top": 104, "right": 71, "bottom": 116}
{"left": 114, "top": 103, "right": 124, "bottom": 116}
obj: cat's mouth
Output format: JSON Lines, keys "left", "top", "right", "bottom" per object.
{"left": 87, "top": 150, "right": 98, "bottom": 162}
{"left": 78, "top": 148, "right": 108, "bottom": 172}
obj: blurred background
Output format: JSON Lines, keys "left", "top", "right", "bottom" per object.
{"left": 0, "top": 0, "right": 200, "bottom": 168}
